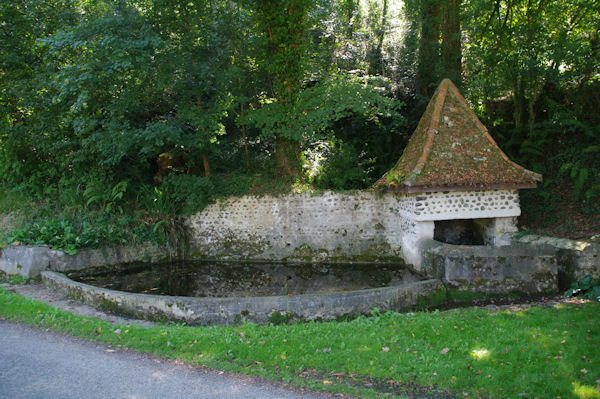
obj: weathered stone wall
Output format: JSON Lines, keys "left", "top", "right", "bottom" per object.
{"left": 422, "top": 240, "right": 558, "bottom": 294}
{"left": 0, "top": 244, "right": 168, "bottom": 278}
{"left": 186, "top": 190, "right": 522, "bottom": 268}
{"left": 513, "top": 234, "right": 600, "bottom": 285}
{"left": 42, "top": 271, "right": 445, "bottom": 325}
{"left": 186, "top": 191, "right": 413, "bottom": 263}
{"left": 2, "top": 191, "right": 597, "bottom": 301}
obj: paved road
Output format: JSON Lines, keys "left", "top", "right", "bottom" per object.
{"left": 0, "top": 321, "right": 327, "bottom": 399}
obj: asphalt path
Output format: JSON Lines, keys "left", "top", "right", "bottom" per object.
{"left": 0, "top": 321, "right": 329, "bottom": 399}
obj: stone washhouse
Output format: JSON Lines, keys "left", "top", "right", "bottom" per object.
{"left": 375, "top": 78, "right": 542, "bottom": 267}
{"left": 180, "top": 78, "right": 545, "bottom": 272}
{"left": 3, "top": 79, "right": 599, "bottom": 325}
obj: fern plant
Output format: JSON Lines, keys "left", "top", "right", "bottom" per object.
{"left": 84, "top": 181, "right": 128, "bottom": 213}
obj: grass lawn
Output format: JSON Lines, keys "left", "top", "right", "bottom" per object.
{"left": 0, "top": 286, "right": 599, "bottom": 398}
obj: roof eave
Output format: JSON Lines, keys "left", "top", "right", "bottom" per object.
{"left": 380, "top": 181, "right": 540, "bottom": 194}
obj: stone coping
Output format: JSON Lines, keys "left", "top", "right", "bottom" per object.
{"left": 41, "top": 271, "right": 444, "bottom": 326}
{"left": 0, "top": 244, "right": 169, "bottom": 278}
{"left": 421, "top": 240, "right": 558, "bottom": 294}
{"left": 512, "top": 233, "right": 599, "bottom": 253}
{"left": 512, "top": 233, "right": 599, "bottom": 282}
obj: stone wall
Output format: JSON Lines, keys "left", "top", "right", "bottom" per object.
{"left": 409, "top": 190, "right": 520, "bottom": 221}
{"left": 186, "top": 191, "right": 410, "bottom": 263}
{"left": 0, "top": 244, "right": 168, "bottom": 278}
{"left": 186, "top": 190, "right": 521, "bottom": 269}
{"left": 2, "top": 191, "right": 597, "bottom": 300}
{"left": 422, "top": 240, "right": 558, "bottom": 294}
{"left": 42, "top": 271, "right": 444, "bottom": 325}
{"left": 513, "top": 233, "right": 600, "bottom": 286}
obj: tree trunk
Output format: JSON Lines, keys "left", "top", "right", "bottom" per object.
{"left": 255, "top": 0, "right": 309, "bottom": 178}
{"left": 368, "top": 0, "right": 388, "bottom": 76}
{"left": 202, "top": 154, "right": 211, "bottom": 177}
{"left": 441, "top": 0, "right": 461, "bottom": 86}
{"left": 417, "top": 0, "right": 441, "bottom": 97}
{"left": 513, "top": 76, "right": 525, "bottom": 129}
{"left": 275, "top": 135, "right": 301, "bottom": 179}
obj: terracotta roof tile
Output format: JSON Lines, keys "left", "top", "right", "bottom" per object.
{"left": 375, "top": 79, "right": 542, "bottom": 193}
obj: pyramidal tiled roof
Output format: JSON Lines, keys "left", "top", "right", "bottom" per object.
{"left": 375, "top": 79, "right": 542, "bottom": 193}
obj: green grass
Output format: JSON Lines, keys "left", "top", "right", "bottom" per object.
{"left": 1, "top": 287, "right": 598, "bottom": 398}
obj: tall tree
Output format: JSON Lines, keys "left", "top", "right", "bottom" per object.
{"left": 441, "top": 0, "right": 461, "bottom": 86}
{"left": 254, "top": 0, "right": 313, "bottom": 178}
{"left": 415, "top": 0, "right": 441, "bottom": 97}
{"left": 415, "top": 0, "right": 461, "bottom": 97}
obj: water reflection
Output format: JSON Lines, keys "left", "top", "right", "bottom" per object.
{"left": 69, "top": 261, "right": 423, "bottom": 297}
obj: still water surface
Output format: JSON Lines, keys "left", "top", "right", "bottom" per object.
{"left": 69, "top": 261, "right": 423, "bottom": 297}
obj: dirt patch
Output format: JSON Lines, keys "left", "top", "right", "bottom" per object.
{"left": 434, "top": 294, "right": 572, "bottom": 312}
{"left": 299, "top": 368, "right": 458, "bottom": 399}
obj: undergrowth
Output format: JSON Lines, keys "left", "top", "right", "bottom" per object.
{"left": 0, "top": 171, "right": 303, "bottom": 252}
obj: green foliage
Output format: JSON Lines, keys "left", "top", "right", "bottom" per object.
{"left": 268, "top": 310, "right": 294, "bottom": 325}
{"left": 5, "top": 275, "right": 32, "bottom": 285}
{"left": 1, "top": 0, "right": 237, "bottom": 189}
{"left": 6, "top": 219, "right": 129, "bottom": 254}
{"left": 560, "top": 147, "right": 600, "bottom": 203}
{"left": 565, "top": 276, "right": 600, "bottom": 302}
{"left": 1, "top": 0, "right": 599, "bottom": 241}
{"left": 244, "top": 74, "right": 400, "bottom": 143}
{"left": 253, "top": 0, "right": 313, "bottom": 100}
{"left": 84, "top": 181, "right": 128, "bottom": 214}
{"left": 310, "top": 141, "right": 376, "bottom": 189}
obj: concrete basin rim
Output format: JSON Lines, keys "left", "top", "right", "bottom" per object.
{"left": 41, "top": 270, "right": 439, "bottom": 305}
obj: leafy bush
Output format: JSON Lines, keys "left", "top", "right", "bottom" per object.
{"left": 84, "top": 181, "right": 128, "bottom": 213}
{"left": 311, "top": 141, "right": 376, "bottom": 190}
{"left": 6, "top": 218, "right": 135, "bottom": 254}
{"left": 242, "top": 74, "right": 400, "bottom": 143}
{"left": 160, "top": 175, "right": 215, "bottom": 214}
{"left": 564, "top": 275, "right": 600, "bottom": 302}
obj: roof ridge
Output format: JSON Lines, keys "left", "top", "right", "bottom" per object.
{"left": 374, "top": 78, "right": 542, "bottom": 193}
{"left": 406, "top": 79, "right": 449, "bottom": 185}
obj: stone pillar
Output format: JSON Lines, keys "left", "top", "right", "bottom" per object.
{"left": 475, "top": 217, "right": 518, "bottom": 246}
{"left": 402, "top": 220, "right": 435, "bottom": 270}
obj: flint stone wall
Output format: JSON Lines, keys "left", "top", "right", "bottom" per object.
{"left": 186, "top": 191, "right": 409, "bottom": 263}
{"left": 186, "top": 190, "right": 521, "bottom": 268}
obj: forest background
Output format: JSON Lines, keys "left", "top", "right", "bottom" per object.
{"left": 1, "top": 0, "right": 599, "bottom": 251}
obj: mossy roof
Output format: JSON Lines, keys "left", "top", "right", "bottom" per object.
{"left": 375, "top": 79, "right": 542, "bottom": 193}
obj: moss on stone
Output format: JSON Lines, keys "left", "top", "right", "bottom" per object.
{"left": 268, "top": 310, "right": 295, "bottom": 325}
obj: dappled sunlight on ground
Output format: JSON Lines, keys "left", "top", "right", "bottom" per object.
{"left": 470, "top": 348, "right": 490, "bottom": 361}
{"left": 572, "top": 382, "right": 600, "bottom": 399}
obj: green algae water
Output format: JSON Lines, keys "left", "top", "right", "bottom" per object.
{"left": 68, "top": 261, "right": 423, "bottom": 297}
